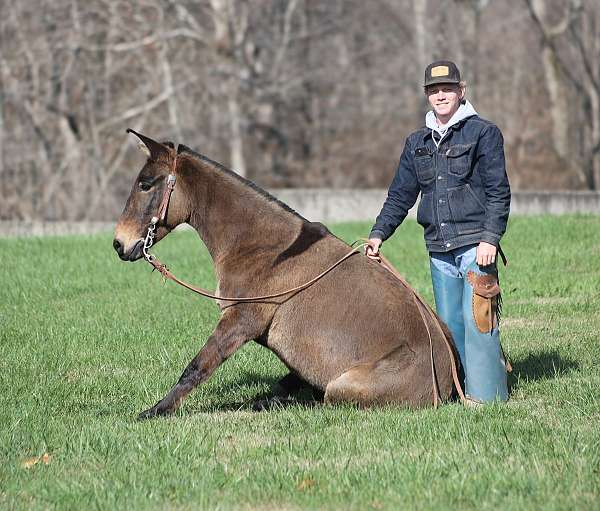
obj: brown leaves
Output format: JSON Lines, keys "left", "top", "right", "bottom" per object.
{"left": 20, "top": 453, "right": 51, "bottom": 469}
{"left": 296, "top": 478, "right": 316, "bottom": 491}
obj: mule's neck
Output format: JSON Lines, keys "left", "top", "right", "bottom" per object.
{"left": 180, "top": 155, "right": 304, "bottom": 265}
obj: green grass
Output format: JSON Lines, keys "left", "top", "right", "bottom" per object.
{"left": 1, "top": 216, "right": 599, "bottom": 510}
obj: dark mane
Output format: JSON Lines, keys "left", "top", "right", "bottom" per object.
{"left": 177, "top": 144, "right": 306, "bottom": 221}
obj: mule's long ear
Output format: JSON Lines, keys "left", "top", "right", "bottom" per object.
{"left": 127, "top": 129, "right": 170, "bottom": 161}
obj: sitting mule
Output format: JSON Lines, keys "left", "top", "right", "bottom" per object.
{"left": 113, "top": 131, "right": 459, "bottom": 418}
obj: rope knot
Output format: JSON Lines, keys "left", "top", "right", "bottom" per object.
{"left": 150, "top": 260, "right": 170, "bottom": 281}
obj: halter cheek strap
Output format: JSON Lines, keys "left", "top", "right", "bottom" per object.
{"left": 154, "top": 174, "right": 176, "bottom": 224}
{"left": 149, "top": 146, "right": 179, "bottom": 226}
{"left": 143, "top": 172, "right": 176, "bottom": 262}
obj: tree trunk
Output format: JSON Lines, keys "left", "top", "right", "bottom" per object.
{"left": 414, "top": 0, "right": 427, "bottom": 75}
{"left": 210, "top": 0, "right": 247, "bottom": 176}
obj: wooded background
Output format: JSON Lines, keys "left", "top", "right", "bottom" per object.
{"left": 1, "top": 0, "right": 599, "bottom": 221}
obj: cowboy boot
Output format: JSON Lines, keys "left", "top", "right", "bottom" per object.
{"left": 430, "top": 261, "right": 465, "bottom": 387}
{"left": 462, "top": 261, "right": 508, "bottom": 403}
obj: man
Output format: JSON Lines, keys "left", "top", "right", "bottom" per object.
{"left": 366, "top": 60, "right": 510, "bottom": 404}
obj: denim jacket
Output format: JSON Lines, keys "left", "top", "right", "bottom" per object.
{"left": 370, "top": 115, "right": 510, "bottom": 252}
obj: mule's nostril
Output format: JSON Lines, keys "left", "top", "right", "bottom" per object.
{"left": 113, "top": 238, "right": 123, "bottom": 255}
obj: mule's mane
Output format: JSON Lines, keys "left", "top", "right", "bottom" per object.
{"left": 177, "top": 144, "right": 306, "bottom": 221}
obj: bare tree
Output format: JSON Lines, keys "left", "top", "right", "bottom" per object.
{"left": 525, "top": 0, "right": 600, "bottom": 189}
{"left": 0, "top": 0, "right": 598, "bottom": 221}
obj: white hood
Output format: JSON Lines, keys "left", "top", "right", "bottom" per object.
{"left": 425, "top": 100, "right": 478, "bottom": 147}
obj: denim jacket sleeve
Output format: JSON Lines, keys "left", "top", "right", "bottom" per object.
{"left": 477, "top": 125, "right": 511, "bottom": 246}
{"left": 369, "top": 138, "right": 420, "bottom": 241}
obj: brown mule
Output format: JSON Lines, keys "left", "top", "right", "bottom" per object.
{"left": 113, "top": 131, "right": 459, "bottom": 419}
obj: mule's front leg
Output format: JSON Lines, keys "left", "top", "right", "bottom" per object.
{"left": 138, "top": 309, "right": 253, "bottom": 419}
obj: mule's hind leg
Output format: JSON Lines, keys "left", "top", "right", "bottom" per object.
{"left": 253, "top": 373, "right": 323, "bottom": 411}
{"left": 324, "top": 345, "right": 440, "bottom": 408}
{"left": 272, "top": 372, "right": 306, "bottom": 396}
{"left": 272, "top": 372, "right": 323, "bottom": 398}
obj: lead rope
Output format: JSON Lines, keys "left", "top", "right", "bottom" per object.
{"left": 144, "top": 243, "right": 366, "bottom": 303}
{"left": 142, "top": 155, "right": 368, "bottom": 302}
{"left": 375, "top": 252, "right": 466, "bottom": 406}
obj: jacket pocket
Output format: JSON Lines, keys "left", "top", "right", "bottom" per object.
{"left": 417, "top": 191, "right": 439, "bottom": 240}
{"left": 466, "top": 183, "right": 486, "bottom": 209}
{"left": 414, "top": 154, "right": 435, "bottom": 184}
{"left": 448, "top": 184, "right": 485, "bottom": 234}
{"left": 446, "top": 143, "right": 473, "bottom": 176}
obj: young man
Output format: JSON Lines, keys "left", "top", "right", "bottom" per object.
{"left": 366, "top": 60, "right": 510, "bottom": 404}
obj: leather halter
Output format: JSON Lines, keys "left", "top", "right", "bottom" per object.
{"left": 140, "top": 153, "right": 466, "bottom": 407}
{"left": 142, "top": 149, "right": 178, "bottom": 263}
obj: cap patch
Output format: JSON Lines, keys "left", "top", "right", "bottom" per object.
{"left": 431, "top": 65, "right": 449, "bottom": 77}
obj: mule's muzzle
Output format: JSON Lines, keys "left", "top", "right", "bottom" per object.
{"left": 113, "top": 237, "right": 144, "bottom": 261}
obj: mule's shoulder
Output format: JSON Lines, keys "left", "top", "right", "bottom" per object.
{"left": 273, "top": 221, "right": 336, "bottom": 266}
{"left": 308, "top": 221, "right": 332, "bottom": 237}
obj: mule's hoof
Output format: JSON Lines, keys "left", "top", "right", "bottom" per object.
{"left": 137, "top": 405, "right": 171, "bottom": 420}
{"left": 137, "top": 408, "right": 158, "bottom": 421}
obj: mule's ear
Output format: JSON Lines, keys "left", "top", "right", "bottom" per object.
{"left": 136, "top": 141, "right": 151, "bottom": 157}
{"left": 126, "top": 129, "right": 170, "bottom": 160}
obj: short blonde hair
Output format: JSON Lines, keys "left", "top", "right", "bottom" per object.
{"left": 423, "top": 81, "right": 466, "bottom": 95}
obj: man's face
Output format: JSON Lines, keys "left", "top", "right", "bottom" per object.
{"left": 425, "top": 83, "right": 464, "bottom": 121}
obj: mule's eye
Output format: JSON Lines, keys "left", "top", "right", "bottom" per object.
{"left": 138, "top": 181, "right": 152, "bottom": 192}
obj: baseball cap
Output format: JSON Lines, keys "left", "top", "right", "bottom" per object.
{"left": 424, "top": 60, "right": 461, "bottom": 87}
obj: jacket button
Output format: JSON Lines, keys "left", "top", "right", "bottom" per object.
{"left": 438, "top": 175, "right": 443, "bottom": 180}
{"left": 446, "top": 242, "right": 451, "bottom": 247}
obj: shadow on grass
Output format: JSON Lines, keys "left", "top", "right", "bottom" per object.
{"left": 508, "top": 348, "right": 579, "bottom": 390}
{"left": 193, "top": 396, "right": 324, "bottom": 414}
{"left": 134, "top": 351, "right": 580, "bottom": 418}
{"left": 190, "top": 370, "right": 325, "bottom": 414}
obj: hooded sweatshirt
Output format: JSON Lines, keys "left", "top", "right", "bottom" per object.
{"left": 425, "top": 99, "right": 478, "bottom": 148}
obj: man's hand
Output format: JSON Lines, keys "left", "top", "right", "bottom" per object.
{"left": 476, "top": 241, "right": 497, "bottom": 266}
{"left": 366, "top": 238, "right": 382, "bottom": 261}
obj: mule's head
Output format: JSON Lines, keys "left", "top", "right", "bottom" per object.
{"left": 113, "top": 130, "right": 188, "bottom": 261}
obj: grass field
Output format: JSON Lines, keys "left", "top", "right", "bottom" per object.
{"left": 1, "top": 216, "right": 599, "bottom": 510}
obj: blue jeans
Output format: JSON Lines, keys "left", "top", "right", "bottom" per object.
{"left": 430, "top": 245, "right": 480, "bottom": 279}
{"left": 430, "top": 244, "right": 508, "bottom": 402}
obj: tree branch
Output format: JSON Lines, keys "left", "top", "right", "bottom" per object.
{"left": 79, "top": 28, "right": 206, "bottom": 53}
